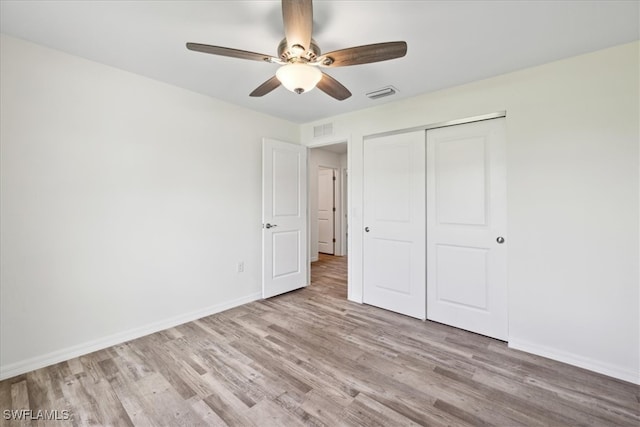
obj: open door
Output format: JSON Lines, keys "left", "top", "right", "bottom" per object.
{"left": 262, "top": 138, "right": 308, "bottom": 298}
{"left": 318, "top": 168, "right": 335, "bottom": 255}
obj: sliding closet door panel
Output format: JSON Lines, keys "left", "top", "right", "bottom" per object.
{"left": 363, "top": 131, "right": 425, "bottom": 320}
{"left": 427, "top": 118, "right": 507, "bottom": 340}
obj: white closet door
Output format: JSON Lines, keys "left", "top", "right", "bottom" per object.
{"left": 426, "top": 118, "right": 508, "bottom": 340}
{"left": 363, "top": 131, "right": 426, "bottom": 320}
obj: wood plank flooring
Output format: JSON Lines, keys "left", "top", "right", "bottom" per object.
{"left": 1, "top": 253, "right": 638, "bottom": 426}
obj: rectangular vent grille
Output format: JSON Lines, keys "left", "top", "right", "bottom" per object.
{"left": 366, "top": 86, "right": 398, "bottom": 100}
{"left": 313, "top": 123, "right": 333, "bottom": 138}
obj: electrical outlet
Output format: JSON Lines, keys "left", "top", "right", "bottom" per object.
{"left": 237, "top": 261, "right": 244, "bottom": 273}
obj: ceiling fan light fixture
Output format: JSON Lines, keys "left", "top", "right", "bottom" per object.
{"left": 276, "top": 63, "right": 322, "bottom": 94}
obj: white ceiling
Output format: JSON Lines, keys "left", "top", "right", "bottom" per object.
{"left": 1, "top": 1, "right": 638, "bottom": 124}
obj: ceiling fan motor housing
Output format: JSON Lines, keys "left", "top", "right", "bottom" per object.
{"left": 278, "top": 38, "right": 321, "bottom": 63}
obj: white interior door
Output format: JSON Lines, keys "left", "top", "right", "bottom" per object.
{"left": 262, "top": 138, "right": 308, "bottom": 298}
{"left": 318, "top": 168, "right": 335, "bottom": 255}
{"left": 363, "top": 131, "right": 426, "bottom": 320}
{"left": 426, "top": 118, "right": 508, "bottom": 340}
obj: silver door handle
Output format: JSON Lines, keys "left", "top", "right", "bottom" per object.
{"left": 496, "top": 236, "right": 505, "bottom": 244}
{"left": 364, "top": 227, "right": 370, "bottom": 232}
{"left": 265, "top": 223, "right": 278, "bottom": 229}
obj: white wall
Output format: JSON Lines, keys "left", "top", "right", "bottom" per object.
{"left": 309, "top": 148, "right": 343, "bottom": 261}
{"left": 0, "top": 35, "right": 299, "bottom": 379}
{"left": 301, "top": 42, "right": 640, "bottom": 384}
{"left": 2, "top": 33, "right": 638, "bottom": 385}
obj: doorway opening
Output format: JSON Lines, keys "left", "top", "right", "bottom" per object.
{"left": 309, "top": 141, "right": 348, "bottom": 298}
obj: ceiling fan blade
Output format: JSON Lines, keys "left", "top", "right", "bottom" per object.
{"left": 282, "top": 0, "right": 313, "bottom": 51}
{"left": 187, "top": 43, "right": 277, "bottom": 63}
{"left": 249, "top": 76, "right": 281, "bottom": 97}
{"left": 316, "top": 73, "right": 351, "bottom": 101}
{"left": 318, "top": 41, "right": 407, "bottom": 67}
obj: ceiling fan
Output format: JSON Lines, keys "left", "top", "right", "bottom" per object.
{"left": 186, "top": 0, "right": 407, "bottom": 101}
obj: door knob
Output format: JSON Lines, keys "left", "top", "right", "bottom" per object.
{"left": 496, "top": 236, "right": 505, "bottom": 244}
{"left": 365, "top": 227, "right": 370, "bottom": 232}
{"left": 265, "top": 223, "right": 277, "bottom": 229}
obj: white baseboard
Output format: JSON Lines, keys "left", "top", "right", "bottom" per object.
{"left": 310, "top": 256, "right": 319, "bottom": 262}
{"left": 0, "top": 292, "right": 261, "bottom": 381}
{"left": 508, "top": 339, "right": 639, "bottom": 385}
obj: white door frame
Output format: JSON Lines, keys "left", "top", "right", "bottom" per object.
{"left": 341, "top": 167, "right": 348, "bottom": 256}
{"left": 306, "top": 137, "right": 350, "bottom": 290}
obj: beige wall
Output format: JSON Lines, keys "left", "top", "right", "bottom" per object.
{"left": 301, "top": 42, "right": 640, "bottom": 383}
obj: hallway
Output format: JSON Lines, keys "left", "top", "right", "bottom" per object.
{"left": 310, "top": 254, "right": 347, "bottom": 300}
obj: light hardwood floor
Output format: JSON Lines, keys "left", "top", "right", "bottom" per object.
{"left": 1, "top": 254, "right": 638, "bottom": 426}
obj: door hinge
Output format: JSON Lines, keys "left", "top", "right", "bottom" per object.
{"left": 333, "top": 238, "right": 336, "bottom": 242}
{"left": 333, "top": 207, "right": 336, "bottom": 212}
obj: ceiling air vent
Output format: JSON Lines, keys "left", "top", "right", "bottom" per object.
{"left": 366, "top": 86, "right": 398, "bottom": 100}
{"left": 313, "top": 122, "right": 333, "bottom": 138}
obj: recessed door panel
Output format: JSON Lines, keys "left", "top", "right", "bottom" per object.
{"left": 372, "top": 145, "right": 411, "bottom": 223}
{"left": 435, "top": 137, "right": 487, "bottom": 226}
{"left": 371, "top": 238, "right": 411, "bottom": 294}
{"left": 273, "top": 150, "right": 301, "bottom": 217}
{"left": 436, "top": 244, "right": 488, "bottom": 310}
{"left": 272, "top": 231, "right": 301, "bottom": 278}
